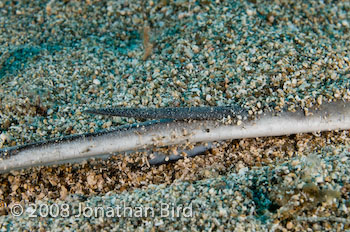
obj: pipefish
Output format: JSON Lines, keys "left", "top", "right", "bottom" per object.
{"left": 0, "top": 101, "right": 350, "bottom": 173}
{"left": 83, "top": 105, "right": 245, "bottom": 120}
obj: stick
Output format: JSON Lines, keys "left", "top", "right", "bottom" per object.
{"left": 0, "top": 101, "right": 349, "bottom": 173}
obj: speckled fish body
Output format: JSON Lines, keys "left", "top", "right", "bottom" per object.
{"left": 84, "top": 105, "right": 245, "bottom": 120}
{"left": 1, "top": 101, "right": 350, "bottom": 173}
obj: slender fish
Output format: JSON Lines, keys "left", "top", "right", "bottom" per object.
{"left": 84, "top": 105, "right": 245, "bottom": 120}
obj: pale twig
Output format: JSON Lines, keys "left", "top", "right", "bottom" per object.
{"left": 1, "top": 101, "right": 350, "bottom": 173}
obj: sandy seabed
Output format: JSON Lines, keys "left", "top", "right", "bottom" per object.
{"left": 0, "top": 0, "right": 350, "bottom": 231}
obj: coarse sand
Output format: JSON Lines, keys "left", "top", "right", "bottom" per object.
{"left": 0, "top": 0, "right": 350, "bottom": 231}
